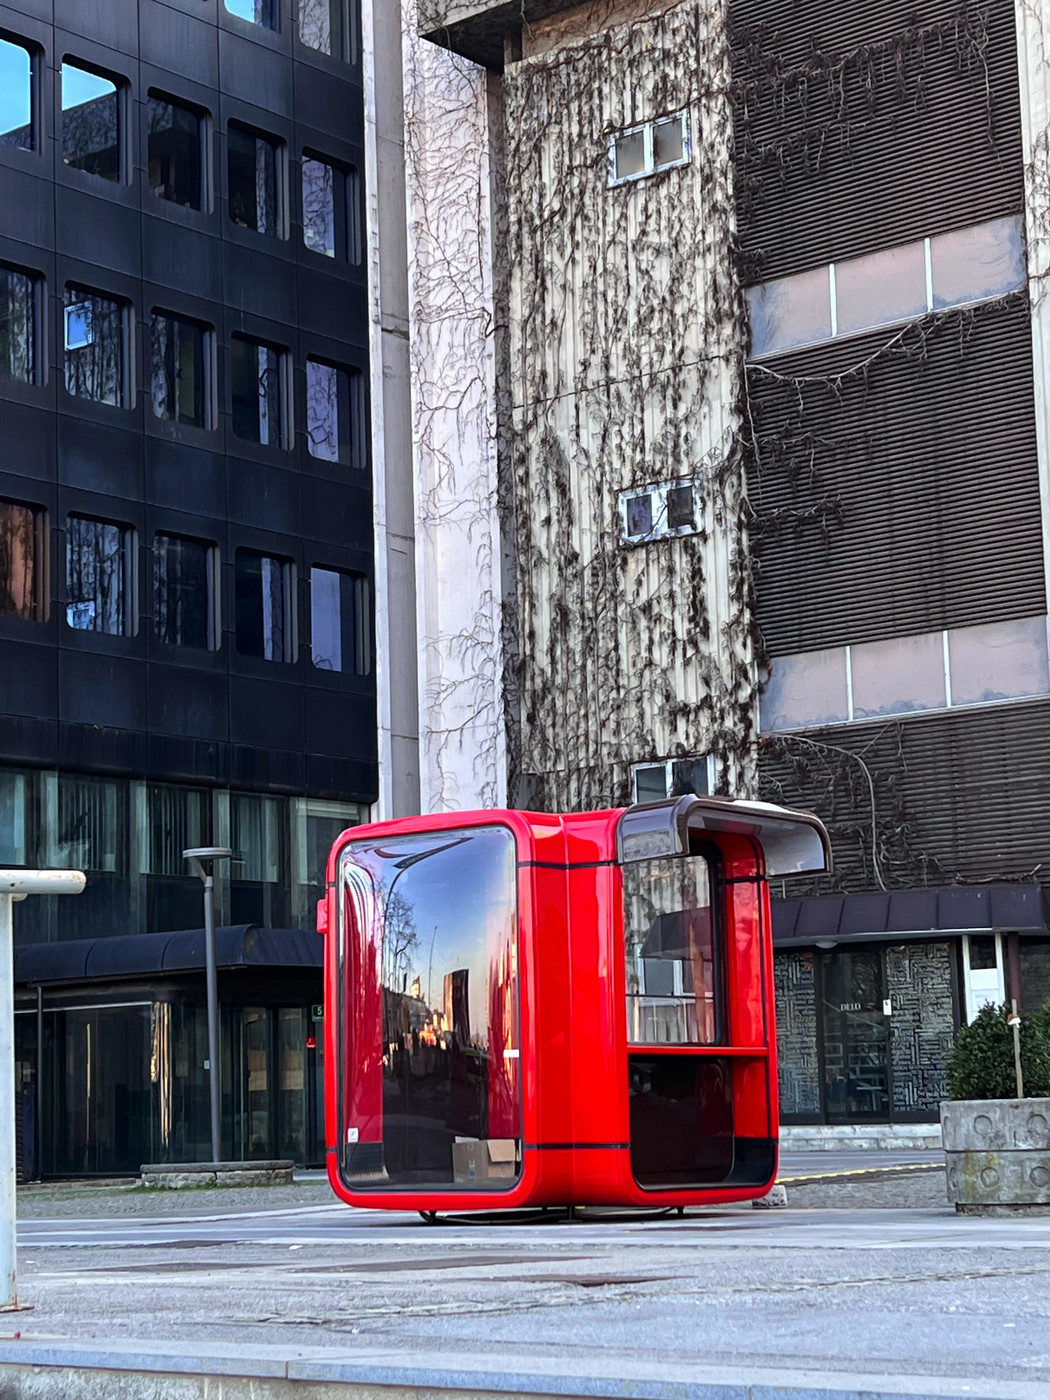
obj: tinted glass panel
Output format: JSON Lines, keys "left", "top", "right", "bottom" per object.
{"left": 61, "top": 63, "right": 119, "bottom": 180}
{"left": 228, "top": 123, "right": 280, "bottom": 235}
{"left": 629, "top": 1056, "right": 733, "bottom": 1187}
{"left": 310, "top": 567, "right": 369, "bottom": 673}
{"left": 835, "top": 241, "right": 927, "bottom": 338}
{"left": 52, "top": 775, "right": 122, "bottom": 872}
{"left": 64, "top": 288, "right": 124, "bottom": 406}
{"left": 613, "top": 129, "right": 645, "bottom": 180}
{"left": 231, "top": 336, "right": 283, "bottom": 445}
{"left": 300, "top": 0, "right": 334, "bottom": 52}
{"left": 0, "top": 265, "right": 34, "bottom": 383}
{"left": 302, "top": 156, "right": 336, "bottom": 256}
{"left": 746, "top": 267, "right": 832, "bottom": 358}
{"left": 759, "top": 648, "right": 848, "bottom": 731}
{"left": 338, "top": 825, "right": 520, "bottom": 1190}
{"left": 930, "top": 216, "right": 1026, "bottom": 310}
{"left": 0, "top": 38, "right": 33, "bottom": 150}
{"left": 151, "top": 313, "right": 208, "bottom": 427}
{"left": 154, "top": 533, "right": 213, "bottom": 649}
{"left": 225, "top": 0, "right": 279, "bottom": 28}
{"left": 66, "top": 516, "right": 131, "bottom": 635}
{"left": 235, "top": 551, "right": 291, "bottom": 661}
{"left": 653, "top": 115, "right": 684, "bottom": 168}
{"left": 666, "top": 485, "right": 694, "bottom": 530}
{"left": 0, "top": 771, "right": 27, "bottom": 865}
{"left": 850, "top": 631, "right": 946, "bottom": 719}
{"left": 148, "top": 95, "right": 203, "bottom": 210}
{"left": 0, "top": 500, "right": 43, "bottom": 621}
{"left": 947, "top": 616, "right": 1050, "bottom": 706}
{"left": 622, "top": 852, "right": 719, "bottom": 1045}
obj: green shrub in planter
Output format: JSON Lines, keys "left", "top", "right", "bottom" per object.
{"left": 945, "top": 1001, "right": 1050, "bottom": 1101}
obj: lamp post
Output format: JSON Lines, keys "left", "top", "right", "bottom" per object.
{"left": 183, "top": 847, "right": 233, "bottom": 1166}
{"left": 1, "top": 869, "right": 85, "bottom": 1312}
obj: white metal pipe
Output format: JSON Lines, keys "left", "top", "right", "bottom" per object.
{"left": 0, "top": 872, "right": 86, "bottom": 897}
{"left": 1, "top": 894, "right": 16, "bottom": 1310}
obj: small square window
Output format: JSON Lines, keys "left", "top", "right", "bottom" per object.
{"left": 0, "top": 263, "right": 38, "bottom": 384}
{"left": 632, "top": 763, "right": 669, "bottom": 804}
{"left": 228, "top": 122, "right": 283, "bottom": 237}
{"left": 63, "top": 287, "right": 126, "bottom": 407}
{"left": 231, "top": 334, "right": 286, "bottom": 447}
{"left": 151, "top": 311, "right": 211, "bottom": 429}
{"left": 625, "top": 493, "right": 653, "bottom": 539}
{"left": 302, "top": 154, "right": 360, "bottom": 262}
{"left": 0, "top": 499, "right": 47, "bottom": 623}
{"left": 609, "top": 111, "right": 689, "bottom": 186}
{"left": 66, "top": 515, "right": 136, "bottom": 636}
{"left": 310, "top": 566, "right": 370, "bottom": 673}
{"left": 0, "top": 36, "right": 35, "bottom": 152}
{"left": 62, "top": 61, "right": 121, "bottom": 181}
{"left": 224, "top": 0, "right": 279, "bottom": 29}
{"left": 613, "top": 129, "right": 645, "bottom": 181}
{"left": 148, "top": 93, "right": 206, "bottom": 211}
{"left": 666, "top": 485, "right": 695, "bottom": 531}
{"left": 235, "top": 550, "right": 294, "bottom": 662}
{"left": 653, "top": 115, "right": 685, "bottom": 169}
{"left": 154, "top": 532, "right": 216, "bottom": 650}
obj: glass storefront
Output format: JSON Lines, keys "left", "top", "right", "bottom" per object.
{"left": 15, "top": 995, "right": 326, "bottom": 1177}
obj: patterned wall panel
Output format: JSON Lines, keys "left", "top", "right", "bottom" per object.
{"left": 774, "top": 949, "right": 821, "bottom": 1118}
{"left": 885, "top": 942, "right": 954, "bottom": 1116}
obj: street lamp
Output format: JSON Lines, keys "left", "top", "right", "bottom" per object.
{"left": 1, "top": 869, "right": 85, "bottom": 1312}
{"left": 183, "top": 847, "right": 233, "bottom": 1166}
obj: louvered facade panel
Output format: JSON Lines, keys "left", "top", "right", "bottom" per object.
{"left": 759, "top": 699, "right": 1050, "bottom": 893}
{"left": 747, "top": 299, "right": 1044, "bottom": 656}
{"left": 730, "top": 0, "right": 1023, "bottom": 282}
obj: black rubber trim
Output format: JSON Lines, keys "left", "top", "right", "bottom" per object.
{"left": 518, "top": 860, "right": 618, "bottom": 870}
{"left": 524, "top": 1141, "right": 630, "bottom": 1151}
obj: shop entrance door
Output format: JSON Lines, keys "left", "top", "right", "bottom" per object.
{"left": 820, "top": 947, "right": 891, "bottom": 1120}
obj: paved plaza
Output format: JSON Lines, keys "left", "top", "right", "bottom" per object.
{"left": 1, "top": 1161, "right": 1049, "bottom": 1399}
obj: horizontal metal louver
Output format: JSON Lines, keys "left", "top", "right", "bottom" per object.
{"left": 759, "top": 699, "right": 1050, "bottom": 892}
{"left": 747, "top": 299, "right": 1044, "bottom": 655}
{"left": 730, "top": 0, "right": 1023, "bottom": 282}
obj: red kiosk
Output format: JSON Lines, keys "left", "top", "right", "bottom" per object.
{"left": 320, "top": 795, "right": 830, "bottom": 1213}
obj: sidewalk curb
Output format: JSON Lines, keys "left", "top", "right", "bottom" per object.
{"left": 0, "top": 1339, "right": 1042, "bottom": 1400}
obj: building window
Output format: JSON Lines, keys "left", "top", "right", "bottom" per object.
{"left": 66, "top": 515, "right": 135, "bottom": 635}
{"left": 0, "top": 770, "right": 28, "bottom": 865}
{"left": 231, "top": 335, "right": 285, "bottom": 446}
{"left": 63, "top": 287, "right": 126, "bottom": 407}
{"left": 0, "top": 263, "right": 37, "bottom": 384}
{"left": 51, "top": 774, "right": 122, "bottom": 872}
{"left": 747, "top": 215, "right": 1027, "bottom": 360}
{"left": 228, "top": 122, "right": 283, "bottom": 237}
{"left": 608, "top": 111, "right": 689, "bottom": 186}
{"left": 236, "top": 551, "right": 294, "bottom": 662}
{"left": 759, "top": 615, "right": 1050, "bottom": 732}
{"left": 631, "top": 756, "right": 715, "bottom": 804}
{"left": 299, "top": 0, "right": 354, "bottom": 58}
{"left": 150, "top": 311, "right": 210, "bottom": 428}
{"left": 147, "top": 783, "right": 211, "bottom": 875}
{"left": 292, "top": 796, "right": 364, "bottom": 926}
{"left": 310, "top": 567, "right": 369, "bottom": 673}
{"left": 154, "top": 532, "right": 216, "bottom": 650}
{"left": 224, "top": 0, "right": 279, "bottom": 30}
{"left": 620, "top": 480, "right": 701, "bottom": 545}
{"left": 305, "top": 358, "right": 363, "bottom": 464}
{"left": 0, "top": 499, "right": 46, "bottom": 622}
{"left": 61, "top": 61, "right": 121, "bottom": 181}
{"left": 147, "top": 92, "right": 205, "bottom": 211}
{"left": 302, "top": 155, "right": 359, "bottom": 261}
{"left": 0, "top": 35, "right": 35, "bottom": 151}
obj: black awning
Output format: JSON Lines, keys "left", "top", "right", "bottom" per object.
{"left": 772, "top": 884, "right": 1050, "bottom": 948}
{"left": 14, "top": 925, "right": 324, "bottom": 986}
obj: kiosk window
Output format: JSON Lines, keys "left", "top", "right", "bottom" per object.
{"left": 622, "top": 853, "right": 721, "bottom": 1045}
{"left": 338, "top": 824, "right": 520, "bottom": 1190}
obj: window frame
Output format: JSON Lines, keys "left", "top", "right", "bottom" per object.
{"left": 301, "top": 150, "right": 360, "bottom": 263}
{"left": 309, "top": 564, "right": 371, "bottom": 675}
{"left": 234, "top": 548, "right": 297, "bottom": 664}
{"left": 64, "top": 513, "right": 138, "bottom": 638}
{"left": 60, "top": 57, "right": 125, "bottom": 184}
{"left": 0, "top": 260, "right": 42, "bottom": 386}
{"left": 223, "top": 0, "right": 280, "bottom": 32}
{"left": 230, "top": 333, "right": 289, "bottom": 449}
{"left": 149, "top": 308, "right": 214, "bottom": 431}
{"left": 0, "top": 497, "right": 48, "bottom": 624}
{"left": 146, "top": 88, "right": 209, "bottom": 213}
{"left": 227, "top": 120, "right": 286, "bottom": 239}
{"left": 62, "top": 284, "right": 129, "bottom": 410}
{"left": 619, "top": 478, "right": 702, "bottom": 546}
{"left": 608, "top": 110, "right": 691, "bottom": 187}
{"left": 152, "top": 530, "right": 220, "bottom": 651}
{"left": 630, "top": 756, "right": 716, "bottom": 805}
{"left": 297, "top": 0, "right": 357, "bottom": 62}
{"left": 0, "top": 31, "right": 39, "bottom": 153}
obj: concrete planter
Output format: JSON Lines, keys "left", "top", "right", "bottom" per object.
{"left": 940, "top": 1098, "right": 1050, "bottom": 1214}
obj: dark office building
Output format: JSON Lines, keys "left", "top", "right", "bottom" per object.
{"left": 1, "top": 0, "right": 374, "bottom": 1175}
